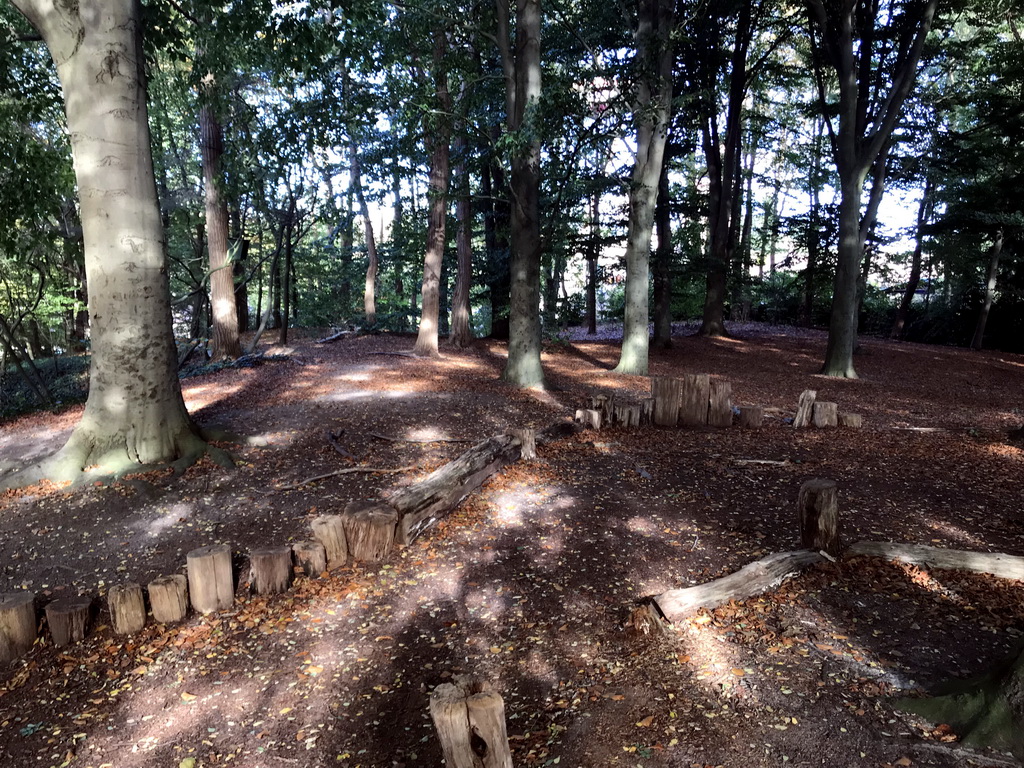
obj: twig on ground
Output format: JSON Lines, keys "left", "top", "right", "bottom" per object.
{"left": 325, "top": 430, "right": 359, "bottom": 462}
{"left": 369, "top": 432, "right": 473, "bottom": 444}
{"left": 911, "top": 740, "right": 1019, "bottom": 767}
{"left": 734, "top": 458, "right": 791, "bottom": 466}
{"left": 274, "top": 465, "right": 416, "bottom": 491}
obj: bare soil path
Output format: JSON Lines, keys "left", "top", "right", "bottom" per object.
{"left": 1, "top": 326, "right": 1023, "bottom": 768}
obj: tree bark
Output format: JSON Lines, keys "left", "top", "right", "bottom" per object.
{"left": 651, "top": 148, "right": 674, "bottom": 348}
{"left": 6, "top": 0, "right": 209, "bottom": 485}
{"left": 891, "top": 177, "right": 933, "bottom": 339}
{"left": 413, "top": 30, "right": 453, "bottom": 357}
{"left": 350, "top": 142, "right": 378, "bottom": 326}
{"left": 199, "top": 98, "right": 241, "bottom": 361}
{"left": 970, "top": 229, "right": 1003, "bottom": 351}
{"left": 498, "top": 0, "right": 545, "bottom": 388}
{"left": 449, "top": 134, "right": 474, "bottom": 347}
{"left": 614, "top": 0, "right": 675, "bottom": 375}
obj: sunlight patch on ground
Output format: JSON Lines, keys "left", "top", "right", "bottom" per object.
{"left": 143, "top": 501, "right": 195, "bottom": 537}
{"left": 246, "top": 430, "right": 300, "bottom": 447}
{"left": 182, "top": 381, "right": 245, "bottom": 411}
{"left": 924, "top": 519, "right": 986, "bottom": 549}
{"left": 321, "top": 389, "right": 416, "bottom": 403}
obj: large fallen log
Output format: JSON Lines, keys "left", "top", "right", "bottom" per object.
{"left": 847, "top": 541, "right": 1024, "bottom": 580}
{"left": 386, "top": 420, "right": 579, "bottom": 545}
{"left": 653, "top": 550, "right": 822, "bottom": 623}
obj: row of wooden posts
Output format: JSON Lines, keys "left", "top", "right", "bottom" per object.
{"left": 574, "top": 377, "right": 863, "bottom": 432}
{"left": 0, "top": 499, "right": 415, "bottom": 664}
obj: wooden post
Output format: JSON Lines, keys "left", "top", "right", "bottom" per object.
{"left": 45, "top": 596, "right": 92, "bottom": 648}
{"left": 797, "top": 478, "right": 841, "bottom": 557}
{"left": 678, "top": 373, "right": 711, "bottom": 427}
{"left": 574, "top": 408, "right": 601, "bottom": 430}
{"left": 0, "top": 592, "right": 37, "bottom": 663}
{"left": 838, "top": 412, "right": 863, "bottom": 428}
{"left": 343, "top": 502, "right": 398, "bottom": 562}
{"left": 591, "top": 393, "right": 614, "bottom": 424}
{"left": 640, "top": 397, "right": 654, "bottom": 425}
{"left": 737, "top": 405, "right": 764, "bottom": 429}
{"left": 292, "top": 541, "right": 327, "bottom": 577}
{"left": 812, "top": 401, "right": 838, "bottom": 428}
{"left": 614, "top": 403, "right": 641, "bottom": 427}
{"left": 793, "top": 389, "right": 817, "bottom": 428}
{"left": 250, "top": 546, "right": 293, "bottom": 595}
{"left": 311, "top": 514, "right": 348, "bottom": 569}
{"left": 429, "top": 677, "right": 513, "bottom": 768}
{"left": 508, "top": 428, "right": 536, "bottom": 460}
{"left": 651, "top": 376, "right": 682, "bottom": 426}
{"left": 186, "top": 544, "right": 234, "bottom": 614}
{"left": 148, "top": 575, "right": 188, "bottom": 623}
{"left": 108, "top": 583, "right": 146, "bottom": 635}
{"left": 707, "top": 380, "right": 732, "bottom": 428}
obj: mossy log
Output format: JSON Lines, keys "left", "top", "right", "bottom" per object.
{"left": 896, "top": 642, "right": 1024, "bottom": 760}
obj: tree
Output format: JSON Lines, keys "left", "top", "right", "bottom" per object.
{"left": 807, "top": 0, "right": 938, "bottom": 377}
{"left": 613, "top": 0, "right": 675, "bottom": 374}
{"left": 413, "top": 29, "right": 453, "bottom": 357}
{"left": 4, "top": 0, "right": 223, "bottom": 485}
{"left": 497, "top": 0, "right": 544, "bottom": 387}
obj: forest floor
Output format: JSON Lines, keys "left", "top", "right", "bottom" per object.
{"left": 2, "top": 323, "right": 1024, "bottom": 768}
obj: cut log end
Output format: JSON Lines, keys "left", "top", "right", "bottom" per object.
{"left": 430, "top": 677, "right": 513, "bottom": 768}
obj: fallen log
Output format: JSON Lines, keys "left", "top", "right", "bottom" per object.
{"left": 386, "top": 420, "right": 579, "bottom": 545}
{"left": 847, "top": 541, "right": 1024, "bottom": 580}
{"left": 653, "top": 550, "right": 822, "bottom": 623}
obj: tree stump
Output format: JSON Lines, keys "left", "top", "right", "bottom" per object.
{"left": 292, "top": 540, "right": 327, "bottom": 577}
{"left": 651, "top": 376, "right": 682, "bottom": 427}
{"left": 249, "top": 546, "right": 293, "bottom": 595}
{"left": 615, "top": 403, "right": 641, "bottom": 427}
{"left": 508, "top": 428, "right": 536, "bottom": 460}
{"left": 108, "top": 583, "right": 146, "bottom": 635}
{"left": 678, "top": 373, "right": 711, "bottom": 427}
{"left": 793, "top": 389, "right": 817, "bottom": 428}
{"left": 591, "top": 393, "right": 614, "bottom": 424}
{"left": 574, "top": 408, "right": 601, "bottom": 430}
{"left": 707, "top": 380, "right": 732, "bottom": 427}
{"left": 186, "top": 544, "right": 234, "bottom": 614}
{"left": 148, "top": 575, "right": 188, "bottom": 623}
{"left": 640, "top": 397, "right": 654, "bottom": 425}
{"left": 45, "top": 596, "right": 92, "bottom": 648}
{"left": 812, "top": 401, "right": 838, "bottom": 428}
{"left": 343, "top": 501, "right": 398, "bottom": 562}
{"left": 838, "top": 412, "right": 863, "bottom": 428}
{"left": 311, "top": 514, "right": 348, "bottom": 569}
{"left": 797, "top": 478, "right": 841, "bottom": 556}
{"left": 738, "top": 405, "right": 764, "bottom": 429}
{"left": 429, "top": 677, "right": 513, "bottom": 768}
{"left": 0, "top": 592, "right": 37, "bottom": 663}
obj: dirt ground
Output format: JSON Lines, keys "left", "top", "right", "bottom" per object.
{"left": 1, "top": 324, "right": 1024, "bottom": 768}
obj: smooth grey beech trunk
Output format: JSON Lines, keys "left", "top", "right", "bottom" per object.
{"left": 9, "top": 0, "right": 207, "bottom": 482}
{"left": 449, "top": 134, "right": 474, "bottom": 348}
{"left": 613, "top": 0, "right": 675, "bottom": 375}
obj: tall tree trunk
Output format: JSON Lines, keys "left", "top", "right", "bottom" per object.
{"left": 802, "top": 119, "right": 825, "bottom": 326}
{"left": 449, "top": 135, "right": 475, "bottom": 347}
{"left": 890, "top": 177, "right": 933, "bottom": 339}
{"left": 651, "top": 160, "right": 673, "bottom": 348}
{"left": 613, "top": 0, "right": 675, "bottom": 375}
{"left": 278, "top": 198, "right": 295, "bottom": 345}
{"left": 498, "top": 0, "right": 544, "bottom": 387}
{"left": 350, "top": 143, "right": 378, "bottom": 325}
{"left": 970, "top": 229, "right": 1003, "bottom": 351}
{"left": 585, "top": 184, "right": 600, "bottom": 335}
{"left": 199, "top": 98, "right": 241, "bottom": 360}
{"left": 7, "top": 0, "right": 207, "bottom": 484}
{"left": 699, "top": 0, "right": 751, "bottom": 337}
{"left": 483, "top": 142, "right": 511, "bottom": 339}
{"left": 413, "top": 30, "right": 452, "bottom": 357}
